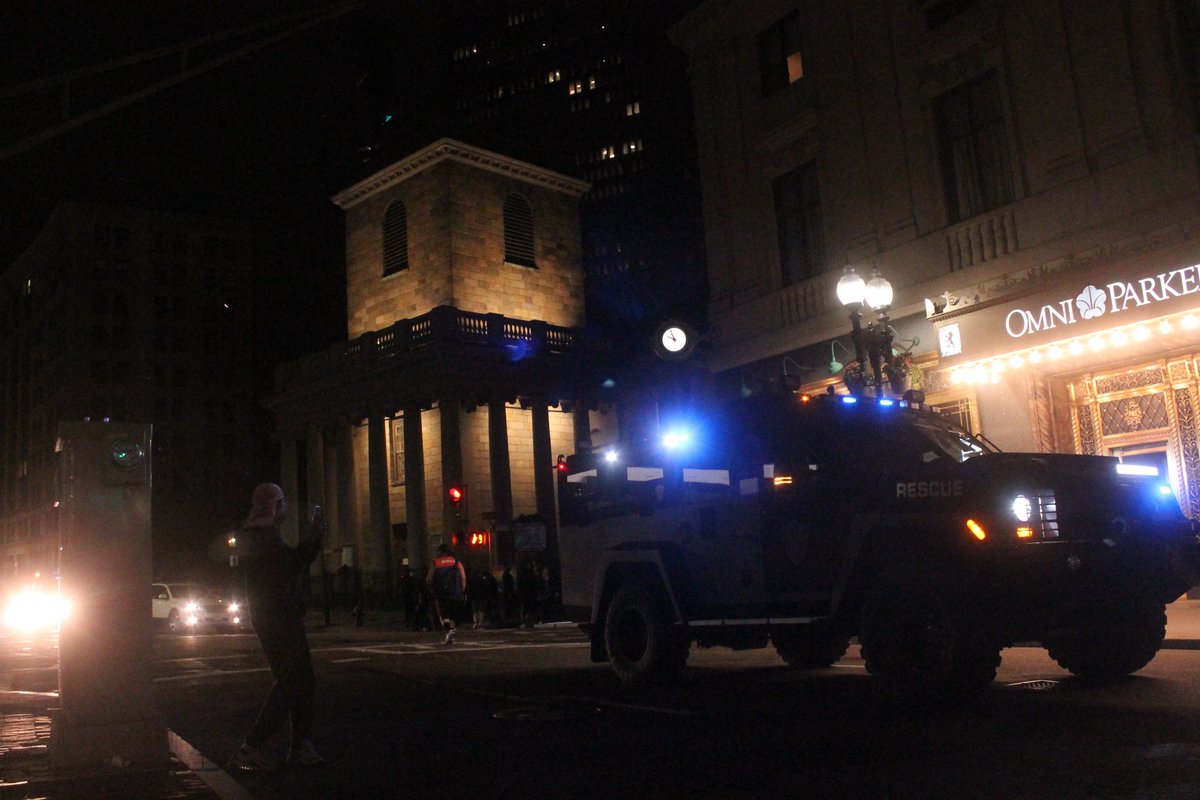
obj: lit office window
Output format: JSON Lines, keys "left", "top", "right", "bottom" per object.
{"left": 758, "top": 10, "right": 805, "bottom": 96}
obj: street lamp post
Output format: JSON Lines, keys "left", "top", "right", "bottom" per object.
{"left": 837, "top": 266, "right": 895, "bottom": 395}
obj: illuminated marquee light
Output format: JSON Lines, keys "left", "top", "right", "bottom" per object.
{"left": 944, "top": 310, "right": 1200, "bottom": 385}
{"left": 1004, "top": 263, "right": 1200, "bottom": 339}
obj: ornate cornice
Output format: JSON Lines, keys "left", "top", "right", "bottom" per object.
{"left": 331, "top": 138, "right": 591, "bottom": 209}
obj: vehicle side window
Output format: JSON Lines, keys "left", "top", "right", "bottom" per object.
{"left": 153, "top": 585, "right": 168, "bottom": 600}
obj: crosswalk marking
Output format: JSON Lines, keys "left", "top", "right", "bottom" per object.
{"left": 152, "top": 638, "right": 588, "bottom": 682}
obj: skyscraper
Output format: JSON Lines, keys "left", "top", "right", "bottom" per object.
{"left": 351, "top": 0, "right": 706, "bottom": 348}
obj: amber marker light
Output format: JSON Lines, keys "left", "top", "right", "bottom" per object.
{"left": 1016, "top": 526, "right": 1034, "bottom": 539}
{"left": 799, "top": 394, "right": 811, "bottom": 403}
{"left": 966, "top": 519, "right": 987, "bottom": 541}
{"left": 773, "top": 476, "right": 793, "bottom": 486}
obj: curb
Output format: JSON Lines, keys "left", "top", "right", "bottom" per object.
{"left": 167, "top": 730, "right": 255, "bottom": 800}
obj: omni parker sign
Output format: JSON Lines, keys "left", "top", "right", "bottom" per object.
{"left": 934, "top": 257, "right": 1200, "bottom": 364}
{"left": 1005, "top": 262, "right": 1200, "bottom": 338}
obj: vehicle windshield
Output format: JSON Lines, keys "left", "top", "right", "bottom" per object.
{"left": 169, "top": 584, "right": 217, "bottom": 601}
{"left": 909, "top": 414, "right": 995, "bottom": 463}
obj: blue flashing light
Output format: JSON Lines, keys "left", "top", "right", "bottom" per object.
{"left": 604, "top": 450, "right": 619, "bottom": 464}
{"left": 898, "top": 401, "right": 909, "bottom": 408}
{"left": 662, "top": 430, "right": 692, "bottom": 450}
{"left": 1158, "top": 484, "right": 1173, "bottom": 496}
{"left": 879, "top": 399, "right": 894, "bottom": 407}
{"left": 841, "top": 396, "right": 858, "bottom": 405}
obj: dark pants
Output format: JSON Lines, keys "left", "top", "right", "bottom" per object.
{"left": 247, "top": 614, "right": 315, "bottom": 748}
{"left": 432, "top": 596, "right": 463, "bottom": 629}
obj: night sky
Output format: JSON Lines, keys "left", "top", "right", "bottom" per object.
{"left": 1, "top": 1, "right": 407, "bottom": 359}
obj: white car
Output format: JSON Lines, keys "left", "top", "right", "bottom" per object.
{"left": 152, "top": 583, "right": 244, "bottom": 632}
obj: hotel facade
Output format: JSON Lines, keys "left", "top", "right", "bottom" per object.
{"left": 671, "top": 0, "right": 1200, "bottom": 517}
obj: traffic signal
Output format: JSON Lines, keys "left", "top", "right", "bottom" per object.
{"left": 448, "top": 485, "right": 466, "bottom": 510}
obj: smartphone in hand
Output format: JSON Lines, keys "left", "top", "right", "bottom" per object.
{"left": 308, "top": 505, "right": 327, "bottom": 535}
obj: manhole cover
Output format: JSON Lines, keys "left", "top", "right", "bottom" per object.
{"left": 1006, "top": 679, "right": 1061, "bottom": 691}
{"left": 493, "top": 704, "right": 602, "bottom": 721}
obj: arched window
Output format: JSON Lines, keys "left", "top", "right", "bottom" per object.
{"left": 382, "top": 200, "right": 409, "bottom": 276}
{"left": 503, "top": 194, "right": 536, "bottom": 268}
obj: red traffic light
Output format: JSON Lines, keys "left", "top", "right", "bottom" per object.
{"left": 448, "top": 486, "right": 464, "bottom": 505}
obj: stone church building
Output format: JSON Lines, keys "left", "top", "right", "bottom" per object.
{"left": 268, "top": 139, "right": 614, "bottom": 594}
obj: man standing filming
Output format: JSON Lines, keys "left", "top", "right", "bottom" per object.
{"left": 229, "top": 482, "right": 326, "bottom": 771}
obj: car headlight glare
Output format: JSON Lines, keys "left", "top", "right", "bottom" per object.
{"left": 5, "top": 590, "right": 69, "bottom": 632}
{"left": 1012, "top": 495, "right": 1032, "bottom": 522}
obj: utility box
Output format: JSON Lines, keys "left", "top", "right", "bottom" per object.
{"left": 51, "top": 421, "right": 167, "bottom": 768}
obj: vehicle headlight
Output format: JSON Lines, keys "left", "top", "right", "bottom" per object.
{"left": 227, "top": 601, "right": 240, "bottom": 613}
{"left": 4, "top": 590, "right": 69, "bottom": 632}
{"left": 184, "top": 601, "right": 199, "bottom": 614}
{"left": 1012, "top": 495, "right": 1032, "bottom": 522}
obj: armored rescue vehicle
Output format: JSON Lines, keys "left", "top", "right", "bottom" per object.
{"left": 558, "top": 390, "right": 1200, "bottom": 698}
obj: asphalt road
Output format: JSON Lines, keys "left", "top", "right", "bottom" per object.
{"left": 9, "top": 625, "right": 1200, "bottom": 799}
{"left": 148, "top": 626, "right": 1200, "bottom": 800}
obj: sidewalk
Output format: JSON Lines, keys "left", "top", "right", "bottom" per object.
{"left": 4, "top": 600, "right": 1200, "bottom": 800}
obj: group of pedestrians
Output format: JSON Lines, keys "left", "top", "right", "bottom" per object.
{"left": 424, "top": 546, "right": 552, "bottom": 640}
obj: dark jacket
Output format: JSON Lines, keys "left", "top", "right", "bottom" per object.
{"left": 241, "top": 522, "right": 323, "bottom": 622}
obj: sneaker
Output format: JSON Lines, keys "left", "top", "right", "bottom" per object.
{"left": 288, "top": 740, "right": 325, "bottom": 767}
{"left": 229, "top": 743, "right": 282, "bottom": 772}
{"left": 444, "top": 627, "right": 457, "bottom": 644}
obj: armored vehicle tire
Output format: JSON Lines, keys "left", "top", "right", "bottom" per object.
{"left": 860, "top": 588, "right": 1001, "bottom": 700}
{"left": 167, "top": 609, "right": 182, "bottom": 633}
{"left": 772, "top": 624, "right": 851, "bottom": 669}
{"left": 1044, "top": 599, "right": 1166, "bottom": 681}
{"left": 604, "top": 584, "right": 689, "bottom": 685}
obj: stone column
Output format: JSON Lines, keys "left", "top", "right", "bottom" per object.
{"left": 440, "top": 398, "right": 465, "bottom": 546}
{"left": 279, "top": 434, "right": 300, "bottom": 547}
{"left": 305, "top": 427, "right": 327, "bottom": 579}
{"left": 573, "top": 403, "right": 593, "bottom": 454}
{"left": 335, "top": 419, "right": 358, "bottom": 560}
{"left": 335, "top": 419, "right": 358, "bottom": 610}
{"left": 403, "top": 404, "right": 429, "bottom": 575}
{"left": 488, "top": 399, "right": 514, "bottom": 527}
{"left": 367, "top": 410, "right": 393, "bottom": 597}
{"left": 529, "top": 397, "right": 559, "bottom": 581}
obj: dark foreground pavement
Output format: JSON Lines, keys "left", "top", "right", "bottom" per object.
{"left": 5, "top": 600, "right": 1200, "bottom": 800}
